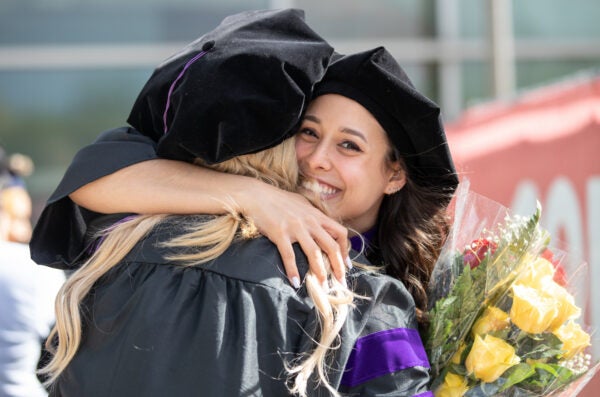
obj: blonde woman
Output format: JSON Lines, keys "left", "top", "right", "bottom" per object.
{"left": 41, "top": 136, "right": 428, "bottom": 397}
{"left": 36, "top": 10, "right": 432, "bottom": 397}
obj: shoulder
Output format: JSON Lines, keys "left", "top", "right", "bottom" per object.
{"left": 122, "top": 215, "right": 308, "bottom": 290}
{"left": 349, "top": 267, "right": 418, "bottom": 325}
{"left": 206, "top": 237, "right": 308, "bottom": 287}
{"left": 93, "top": 126, "right": 155, "bottom": 144}
{"left": 336, "top": 268, "right": 431, "bottom": 394}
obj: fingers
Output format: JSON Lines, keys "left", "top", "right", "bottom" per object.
{"left": 274, "top": 239, "right": 301, "bottom": 289}
{"left": 241, "top": 188, "right": 351, "bottom": 288}
{"left": 309, "top": 226, "right": 347, "bottom": 285}
{"left": 295, "top": 227, "right": 329, "bottom": 285}
{"left": 321, "top": 220, "right": 351, "bottom": 268}
{"left": 274, "top": 224, "right": 342, "bottom": 289}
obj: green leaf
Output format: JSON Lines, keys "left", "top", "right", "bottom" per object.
{"left": 514, "top": 363, "right": 575, "bottom": 393}
{"left": 516, "top": 333, "right": 564, "bottom": 361}
{"left": 499, "top": 363, "right": 536, "bottom": 391}
{"left": 464, "top": 381, "right": 502, "bottom": 397}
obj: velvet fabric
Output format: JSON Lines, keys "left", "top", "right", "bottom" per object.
{"left": 314, "top": 47, "right": 459, "bottom": 193}
{"left": 49, "top": 215, "right": 432, "bottom": 396}
{"left": 128, "top": 9, "right": 334, "bottom": 164}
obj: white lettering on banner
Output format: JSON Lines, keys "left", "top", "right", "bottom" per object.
{"left": 545, "top": 177, "right": 584, "bottom": 264}
{"left": 588, "top": 177, "right": 600, "bottom": 358}
{"left": 511, "top": 180, "right": 539, "bottom": 217}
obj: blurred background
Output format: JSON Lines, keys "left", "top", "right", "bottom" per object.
{"left": 1, "top": 0, "right": 599, "bottom": 393}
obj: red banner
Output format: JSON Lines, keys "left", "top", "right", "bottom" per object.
{"left": 446, "top": 75, "right": 600, "bottom": 395}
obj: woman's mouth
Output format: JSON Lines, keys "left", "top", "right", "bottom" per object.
{"left": 300, "top": 178, "right": 340, "bottom": 199}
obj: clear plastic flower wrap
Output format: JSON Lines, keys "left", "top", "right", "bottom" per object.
{"left": 424, "top": 182, "right": 598, "bottom": 396}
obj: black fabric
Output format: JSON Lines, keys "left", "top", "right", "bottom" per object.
{"left": 128, "top": 8, "right": 333, "bottom": 164}
{"left": 50, "top": 215, "right": 431, "bottom": 396}
{"left": 314, "top": 47, "right": 459, "bottom": 193}
{"left": 31, "top": 9, "right": 334, "bottom": 269}
{"left": 29, "top": 127, "right": 157, "bottom": 269}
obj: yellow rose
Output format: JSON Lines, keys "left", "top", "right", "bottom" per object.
{"left": 472, "top": 306, "right": 511, "bottom": 336}
{"left": 435, "top": 372, "right": 469, "bottom": 397}
{"left": 553, "top": 321, "right": 591, "bottom": 360}
{"left": 510, "top": 284, "right": 558, "bottom": 334}
{"left": 515, "top": 256, "right": 555, "bottom": 288}
{"left": 465, "top": 334, "right": 520, "bottom": 383}
{"left": 544, "top": 281, "right": 580, "bottom": 330}
{"left": 451, "top": 343, "right": 467, "bottom": 364}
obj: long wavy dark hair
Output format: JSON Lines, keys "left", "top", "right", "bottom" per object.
{"left": 366, "top": 153, "right": 455, "bottom": 319}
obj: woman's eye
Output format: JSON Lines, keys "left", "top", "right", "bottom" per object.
{"left": 299, "top": 127, "right": 318, "bottom": 138}
{"left": 340, "top": 141, "right": 361, "bottom": 152}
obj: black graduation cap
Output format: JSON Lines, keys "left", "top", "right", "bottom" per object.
{"left": 127, "top": 9, "right": 333, "bottom": 164}
{"left": 313, "top": 47, "right": 459, "bottom": 192}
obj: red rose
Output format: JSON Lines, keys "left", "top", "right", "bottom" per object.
{"left": 541, "top": 249, "right": 568, "bottom": 287}
{"left": 463, "top": 239, "right": 498, "bottom": 269}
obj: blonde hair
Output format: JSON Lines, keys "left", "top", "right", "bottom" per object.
{"left": 41, "top": 138, "right": 354, "bottom": 396}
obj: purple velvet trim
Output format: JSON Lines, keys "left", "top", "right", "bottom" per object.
{"left": 349, "top": 226, "right": 377, "bottom": 252}
{"left": 340, "top": 327, "right": 430, "bottom": 388}
{"left": 413, "top": 392, "right": 434, "bottom": 397}
{"left": 162, "top": 50, "right": 209, "bottom": 134}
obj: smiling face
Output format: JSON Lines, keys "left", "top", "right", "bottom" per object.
{"left": 295, "top": 94, "right": 406, "bottom": 233}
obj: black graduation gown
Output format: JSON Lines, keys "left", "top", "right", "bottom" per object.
{"left": 30, "top": 127, "right": 159, "bottom": 270}
{"left": 51, "top": 215, "right": 432, "bottom": 396}
{"left": 31, "top": 128, "right": 433, "bottom": 395}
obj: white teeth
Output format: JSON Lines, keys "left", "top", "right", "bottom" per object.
{"left": 302, "top": 180, "right": 337, "bottom": 195}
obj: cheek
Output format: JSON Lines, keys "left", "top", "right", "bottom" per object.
{"left": 358, "top": 158, "right": 390, "bottom": 183}
{"left": 294, "top": 139, "right": 308, "bottom": 163}
{"left": 351, "top": 162, "right": 392, "bottom": 197}
{"left": 336, "top": 161, "right": 378, "bottom": 194}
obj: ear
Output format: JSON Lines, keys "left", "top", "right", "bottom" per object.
{"left": 384, "top": 165, "right": 406, "bottom": 195}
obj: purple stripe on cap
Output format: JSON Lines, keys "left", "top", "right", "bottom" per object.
{"left": 340, "top": 327, "right": 430, "bottom": 388}
{"left": 163, "top": 50, "right": 209, "bottom": 134}
{"left": 413, "top": 392, "right": 434, "bottom": 397}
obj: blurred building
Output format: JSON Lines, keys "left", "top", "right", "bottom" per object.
{"left": 1, "top": 0, "right": 599, "bottom": 210}
{"left": 0, "top": 0, "right": 600, "bottom": 208}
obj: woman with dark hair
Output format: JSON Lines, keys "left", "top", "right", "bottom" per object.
{"left": 297, "top": 48, "right": 457, "bottom": 316}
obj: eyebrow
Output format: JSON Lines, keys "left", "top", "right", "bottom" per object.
{"left": 303, "top": 114, "right": 367, "bottom": 143}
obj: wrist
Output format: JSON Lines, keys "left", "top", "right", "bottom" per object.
{"left": 228, "top": 175, "right": 264, "bottom": 216}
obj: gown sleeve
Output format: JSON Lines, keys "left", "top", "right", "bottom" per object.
{"left": 29, "top": 127, "right": 158, "bottom": 270}
{"left": 338, "top": 271, "right": 433, "bottom": 397}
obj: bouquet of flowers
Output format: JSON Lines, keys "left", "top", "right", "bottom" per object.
{"left": 424, "top": 183, "right": 597, "bottom": 396}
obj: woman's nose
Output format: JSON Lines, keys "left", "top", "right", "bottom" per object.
{"left": 304, "top": 143, "right": 332, "bottom": 171}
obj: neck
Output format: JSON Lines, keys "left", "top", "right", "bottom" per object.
{"left": 349, "top": 226, "right": 377, "bottom": 253}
